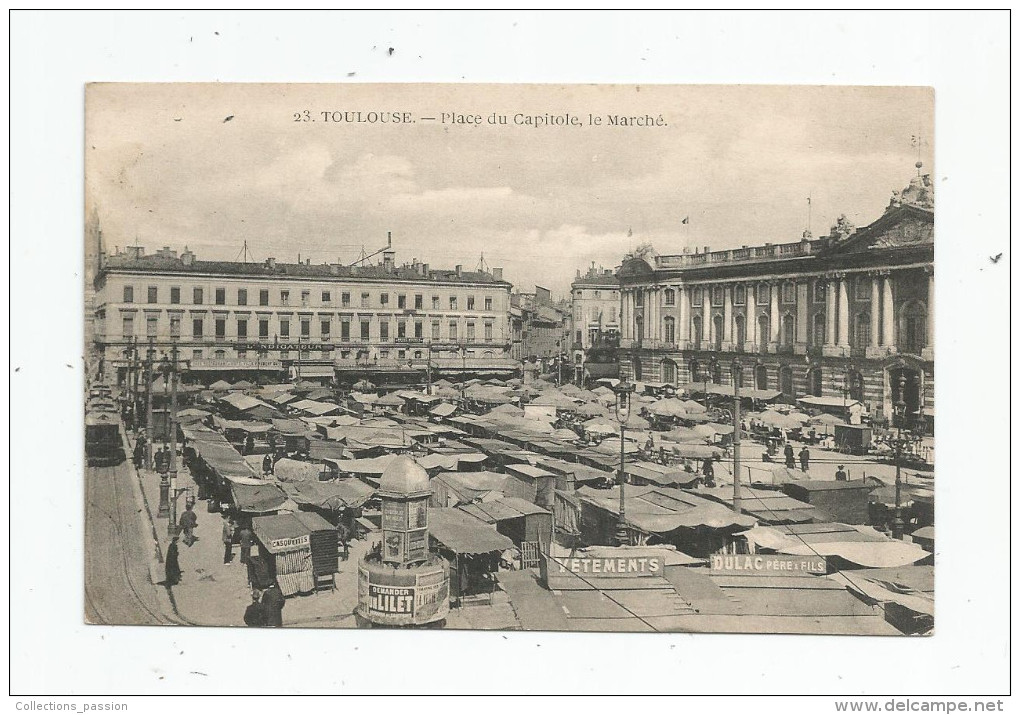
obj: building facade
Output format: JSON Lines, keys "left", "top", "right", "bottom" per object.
{"left": 617, "top": 170, "right": 935, "bottom": 426}
{"left": 93, "top": 246, "right": 515, "bottom": 384}
{"left": 570, "top": 265, "right": 621, "bottom": 352}
{"left": 512, "top": 287, "right": 571, "bottom": 364}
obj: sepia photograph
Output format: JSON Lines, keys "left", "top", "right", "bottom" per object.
{"left": 84, "top": 82, "right": 936, "bottom": 636}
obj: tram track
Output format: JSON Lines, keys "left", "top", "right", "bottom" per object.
{"left": 84, "top": 464, "right": 182, "bottom": 625}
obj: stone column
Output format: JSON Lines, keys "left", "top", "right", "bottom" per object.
{"left": 769, "top": 282, "right": 781, "bottom": 350}
{"left": 749, "top": 288, "right": 759, "bottom": 351}
{"left": 825, "top": 279, "right": 837, "bottom": 346}
{"left": 882, "top": 274, "right": 896, "bottom": 350}
{"left": 678, "top": 286, "right": 689, "bottom": 345}
{"left": 702, "top": 293, "right": 711, "bottom": 349}
{"left": 837, "top": 276, "right": 850, "bottom": 348}
{"left": 723, "top": 285, "right": 733, "bottom": 350}
{"left": 870, "top": 275, "right": 881, "bottom": 347}
{"left": 795, "top": 281, "right": 809, "bottom": 355}
{"left": 923, "top": 268, "right": 934, "bottom": 361}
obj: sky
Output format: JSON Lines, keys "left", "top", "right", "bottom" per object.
{"left": 86, "top": 83, "right": 933, "bottom": 297}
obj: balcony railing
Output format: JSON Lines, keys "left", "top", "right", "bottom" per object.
{"left": 654, "top": 239, "right": 813, "bottom": 270}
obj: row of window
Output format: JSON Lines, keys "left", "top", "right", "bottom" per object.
{"left": 636, "top": 278, "right": 875, "bottom": 310}
{"left": 120, "top": 285, "right": 496, "bottom": 311}
{"left": 174, "top": 347, "right": 502, "bottom": 362}
{"left": 120, "top": 314, "right": 497, "bottom": 342}
{"left": 575, "top": 307, "right": 618, "bottom": 323}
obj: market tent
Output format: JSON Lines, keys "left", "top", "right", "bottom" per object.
{"left": 281, "top": 479, "right": 375, "bottom": 510}
{"left": 550, "top": 428, "right": 580, "bottom": 441}
{"left": 209, "top": 379, "right": 233, "bottom": 391}
{"left": 428, "top": 508, "right": 515, "bottom": 555}
{"left": 271, "top": 418, "right": 309, "bottom": 435}
{"left": 289, "top": 399, "right": 342, "bottom": 416}
{"left": 582, "top": 418, "right": 618, "bottom": 436}
{"left": 375, "top": 393, "right": 405, "bottom": 407}
{"left": 352, "top": 379, "right": 376, "bottom": 391}
{"left": 576, "top": 485, "right": 756, "bottom": 534}
{"left": 531, "top": 393, "right": 578, "bottom": 409}
{"left": 430, "top": 402, "right": 458, "bottom": 418}
{"left": 660, "top": 427, "right": 707, "bottom": 444}
{"left": 228, "top": 480, "right": 289, "bottom": 514}
{"left": 574, "top": 402, "right": 607, "bottom": 418}
{"left": 757, "top": 411, "right": 806, "bottom": 430}
{"left": 251, "top": 513, "right": 314, "bottom": 596}
{"left": 625, "top": 462, "right": 701, "bottom": 487}
{"left": 781, "top": 540, "right": 930, "bottom": 569}
{"left": 663, "top": 443, "right": 724, "bottom": 459}
{"left": 430, "top": 471, "right": 508, "bottom": 507}
{"left": 332, "top": 454, "right": 400, "bottom": 476}
{"left": 232, "top": 380, "right": 254, "bottom": 390}
{"left": 680, "top": 399, "right": 707, "bottom": 414}
{"left": 559, "top": 383, "right": 582, "bottom": 397}
{"left": 647, "top": 398, "right": 689, "bottom": 417}
{"left": 488, "top": 403, "right": 525, "bottom": 417}
{"left": 273, "top": 457, "right": 327, "bottom": 482}
{"left": 415, "top": 452, "right": 489, "bottom": 471}
{"left": 797, "top": 396, "right": 862, "bottom": 410}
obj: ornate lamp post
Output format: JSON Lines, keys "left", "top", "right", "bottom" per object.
{"left": 156, "top": 352, "right": 171, "bottom": 519}
{"left": 891, "top": 372, "right": 909, "bottom": 540}
{"left": 612, "top": 380, "right": 636, "bottom": 545}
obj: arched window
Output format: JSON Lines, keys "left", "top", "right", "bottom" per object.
{"left": 755, "top": 364, "right": 769, "bottom": 390}
{"left": 757, "top": 314, "right": 770, "bottom": 352}
{"left": 782, "top": 313, "right": 795, "bottom": 347}
{"left": 854, "top": 313, "right": 871, "bottom": 350}
{"left": 782, "top": 281, "right": 796, "bottom": 304}
{"left": 662, "top": 359, "right": 677, "bottom": 385}
{"left": 632, "top": 355, "right": 643, "bottom": 381}
{"left": 734, "top": 314, "right": 746, "bottom": 349}
{"left": 900, "top": 301, "right": 927, "bottom": 354}
{"left": 664, "top": 288, "right": 676, "bottom": 306}
{"left": 780, "top": 366, "right": 794, "bottom": 398}
{"left": 713, "top": 314, "right": 724, "bottom": 350}
{"left": 689, "top": 359, "right": 701, "bottom": 382}
{"left": 692, "top": 318, "right": 702, "bottom": 348}
{"left": 734, "top": 284, "right": 746, "bottom": 305}
{"left": 812, "top": 313, "right": 826, "bottom": 346}
{"left": 664, "top": 316, "right": 676, "bottom": 344}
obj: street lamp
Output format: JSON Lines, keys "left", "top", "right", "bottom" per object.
{"left": 612, "top": 380, "right": 636, "bottom": 545}
{"left": 890, "top": 372, "right": 909, "bottom": 540}
{"left": 703, "top": 357, "right": 719, "bottom": 411}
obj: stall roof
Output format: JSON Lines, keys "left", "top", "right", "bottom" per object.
{"left": 625, "top": 462, "right": 700, "bottom": 487}
{"left": 797, "top": 395, "right": 862, "bottom": 409}
{"left": 694, "top": 486, "right": 832, "bottom": 524}
{"left": 290, "top": 399, "right": 342, "bottom": 416}
{"left": 577, "top": 485, "right": 756, "bottom": 533}
{"left": 415, "top": 452, "right": 488, "bottom": 471}
{"left": 230, "top": 482, "right": 288, "bottom": 514}
{"left": 252, "top": 513, "right": 310, "bottom": 553}
{"left": 333, "top": 454, "right": 399, "bottom": 475}
{"left": 429, "top": 508, "right": 515, "bottom": 555}
{"left": 504, "top": 464, "right": 556, "bottom": 480}
{"left": 306, "top": 440, "right": 348, "bottom": 462}
{"left": 273, "top": 458, "right": 326, "bottom": 482}
{"left": 220, "top": 393, "right": 273, "bottom": 412}
{"left": 271, "top": 418, "right": 310, "bottom": 435}
{"left": 458, "top": 497, "right": 550, "bottom": 524}
{"left": 430, "top": 403, "right": 458, "bottom": 417}
{"left": 282, "top": 479, "right": 375, "bottom": 509}
{"left": 292, "top": 510, "right": 335, "bottom": 533}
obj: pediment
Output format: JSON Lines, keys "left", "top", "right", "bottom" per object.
{"left": 827, "top": 205, "right": 933, "bottom": 255}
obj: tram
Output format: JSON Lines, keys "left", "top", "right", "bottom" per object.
{"left": 85, "top": 401, "right": 126, "bottom": 467}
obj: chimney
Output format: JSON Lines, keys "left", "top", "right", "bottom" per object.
{"left": 576, "top": 269, "right": 581, "bottom": 278}
{"left": 383, "top": 251, "right": 395, "bottom": 272}
{"left": 181, "top": 247, "right": 195, "bottom": 266}
{"left": 266, "top": 257, "right": 276, "bottom": 270}
{"left": 306, "top": 258, "right": 311, "bottom": 266}
{"left": 422, "top": 263, "right": 429, "bottom": 277}
{"left": 704, "top": 246, "right": 710, "bottom": 254}
{"left": 329, "top": 263, "right": 341, "bottom": 275}
{"left": 455, "top": 264, "right": 463, "bottom": 278}
{"left": 492, "top": 267, "right": 503, "bottom": 281}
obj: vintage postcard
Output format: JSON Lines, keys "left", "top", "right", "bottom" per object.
{"left": 84, "top": 83, "right": 934, "bottom": 634}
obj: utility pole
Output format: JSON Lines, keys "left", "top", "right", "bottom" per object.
{"left": 732, "top": 359, "right": 742, "bottom": 514}
{"left": 130, "top": 337, "right": 139, "bottom": 429}
{"left": 145, "top": 337, "right": 155, "bottom": 470}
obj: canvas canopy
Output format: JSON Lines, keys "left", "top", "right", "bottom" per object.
{"left": 429, "top": 508, "right": 515, "bottom": 555}
{"left": 281, "top": 479, "right": 375, "bottom": 510}
{"left": 229, "top": 481, "right": 289, "bottom": 514}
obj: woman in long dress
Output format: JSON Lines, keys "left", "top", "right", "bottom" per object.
{"left": 165, "top": 535, "right": 182, "bottom": 586}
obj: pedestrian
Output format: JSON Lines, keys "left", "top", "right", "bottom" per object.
{"left": 784, "top": 442, "right": 796, "bottom": 469}
{"left": 243, "top": 592, "right": 266, "bottom": 627}
{"left": 133, "top": 440, "right": 145, "bottom": 469}
{"left": 835, "top": 464, "right": 848, "bottom": 481}
{"left": 165, "top": 534, "right": 182, "bottom": 586}
{"left": 261, "top": 581, "right": 285, "bottom": 627}
{"left": 702, "top": 458, "right": 716, "bottom": 488}
{"left": 222, "top": 513, "right": 235, "bottom": 564}
{"left": 244, "top": 434, "right": 255, "bottom": 455}
{"left": 179, "top": 502, "right": 199, "bottom": 547}
{"left": 262, "top": 453, "right": 273, "bottom": 477}
{"left": 337, "top": 522, "right": 350, "bottom": 562}
{"left": 239, "top": 524, "right": 254, "bottom": 565}
{"left": 799, "top": 446, "right": 810, "bottom": 473}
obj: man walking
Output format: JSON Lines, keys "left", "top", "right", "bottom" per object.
{"left": 179, "top": 502, "right": 199, "bottom": 547}
{"left": 784, "top": 442, "right": 796, "bottom": 469}
{"left": 222, "top": 514, "right": 235, "bottom": 564}
{"left": 799, "top": 446, "right": 810, "bottom": 473}
{"left": 164, "top": 534, "right": 182, "bottom": 586}
{"left": 238, "top": 524, "right": 254, "bottom": 565}
{"left": 835, "top": 464, "right": 848, "bottom": 481}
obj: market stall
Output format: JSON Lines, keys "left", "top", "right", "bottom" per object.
{"left": 251, "top": 513, "right": 315, "bottom": 596}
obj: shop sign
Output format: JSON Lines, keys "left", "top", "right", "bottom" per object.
{"left": 268, "top": 534, "right": 310, "bottom": 551}
{"left": 550, "top": 555, "right": 664, "bottom": 577}
{"left": 236, "top": 341, "right": 335, "bottom": 352}
{"left": 414, "top": 571, "right": 450, "bottom": 622}
{"left": 709, "top": 554, "right": 827, "bottom": 574}
{"left": 190, "top": 358, "right": 283, "bottom": 370}
{"left": 394, "top": 337, "right": 424, "bottom": 344}
{"left": 367, "top": 584, "right": 415, "bottom": 615}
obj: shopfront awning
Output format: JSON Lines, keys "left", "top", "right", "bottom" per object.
{"left": 228, "top": 481, "right": 289, "bottom": 514}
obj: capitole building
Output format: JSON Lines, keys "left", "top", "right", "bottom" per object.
{"left": 616, "top": 167, "right": 934, "bottom": 428}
